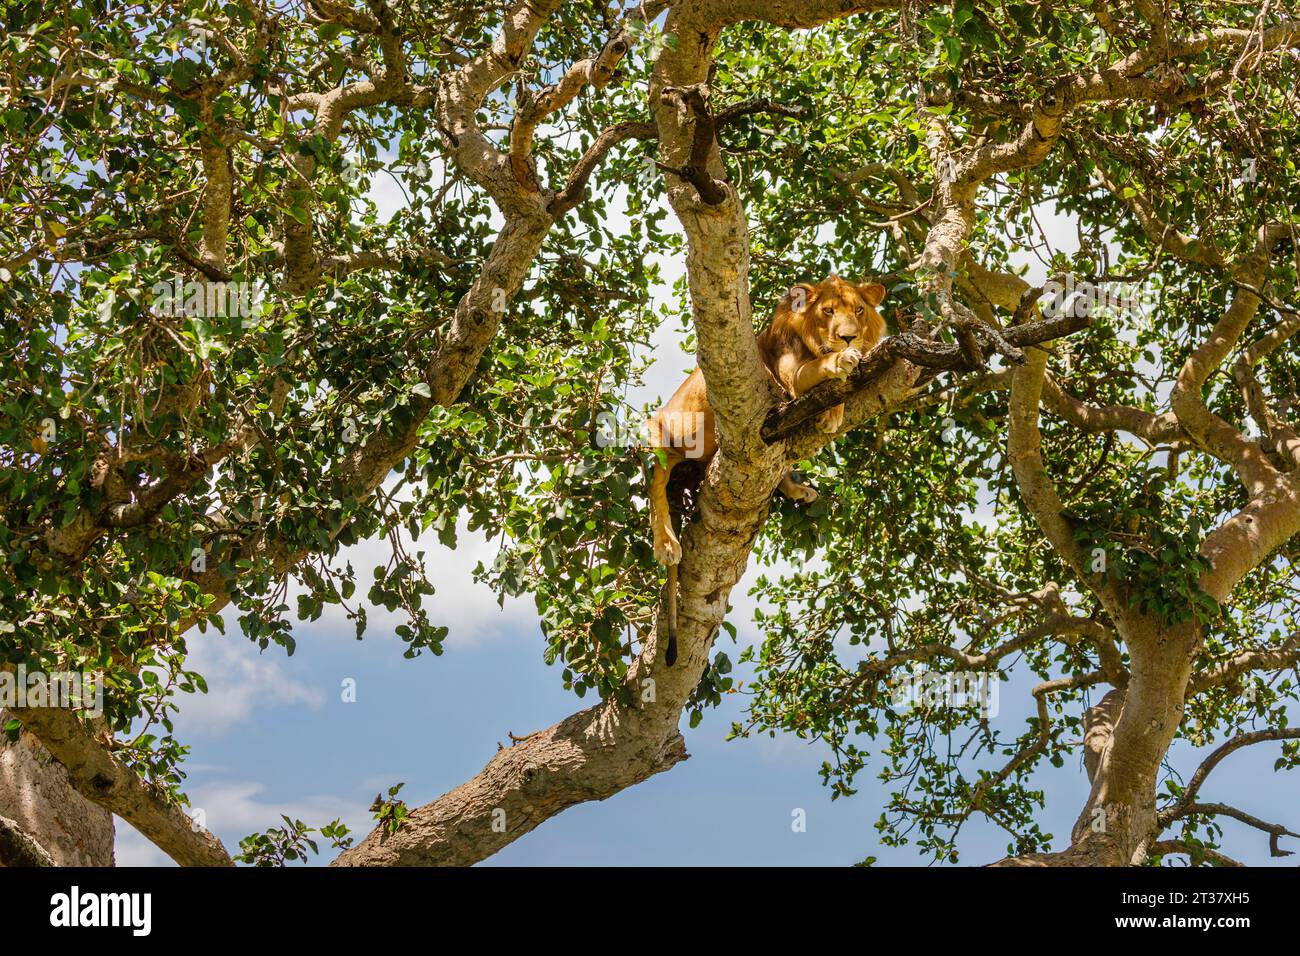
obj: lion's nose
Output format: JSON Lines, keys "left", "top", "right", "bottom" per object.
{"left": 840, "top": 334, "right": 856, "bottom": 346}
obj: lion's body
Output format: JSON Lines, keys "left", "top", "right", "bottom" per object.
{"left": 647, "top": 275, "right": 887, "bottom": 665}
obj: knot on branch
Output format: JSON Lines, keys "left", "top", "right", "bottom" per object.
{"left": 659, "top": 85, "right": 728, "bottom": 206}
{"left": 952, "top": 315, "right": 1026, "bottom": 368}
{"left": 588, "top": 30, "right": 633, "bottom": 91}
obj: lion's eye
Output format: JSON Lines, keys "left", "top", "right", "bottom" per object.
{"left": 822, "top": 306, "right": 833, "bottom": 315}
{"left": 855, "top": 307, "right": 864, "bottom": 315}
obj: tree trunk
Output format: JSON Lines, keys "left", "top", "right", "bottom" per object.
{"left": 998, "top": 618, "right": 1202, "bottom": 866}
{"left": 0, "top": 715, "right": 115, "bottom": 866}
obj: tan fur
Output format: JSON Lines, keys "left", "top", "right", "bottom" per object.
{"left": 647, "top": 275, "right": 887, "bottom": 664}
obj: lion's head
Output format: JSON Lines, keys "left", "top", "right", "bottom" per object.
{"left": 785, "top": 275, "right": 887, "bottom": 357}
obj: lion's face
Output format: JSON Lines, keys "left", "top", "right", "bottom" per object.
{"left": 789, "top": 275, "right": 887, "bottom": 357}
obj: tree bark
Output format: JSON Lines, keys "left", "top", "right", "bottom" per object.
{"left": 0, "top": 716, "right": 114, "bottom": 866}
{"left": 1068, "top": 620, "right": 1201, "bottom": 865}
{"left": 995, "top": 620, "right": 1203, "bottom": 867}
{"left": 333, "top": 700, "right": 688, "bottom": 866}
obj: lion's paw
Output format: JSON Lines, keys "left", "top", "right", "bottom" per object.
{"left": 784, "top": 481, "right": 819, "bottom": 504}
{"left": 831, "top": 347, "right": 862, "bottom": 377}
{"left": 654, "top": 534, "right": 682, "bottom": 566}
{"left": 817, "top": 406, "right": 845, "bottom": 433}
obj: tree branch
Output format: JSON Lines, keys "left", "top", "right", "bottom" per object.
{"left": 510, "top": 29, "right": 635, "bottom": 190}
{"left": 1171, "top": 259, "right": 1278, "bottom": 492}
{"left": 762, "top": 307, "right": 1092, "bottom": 443}
{"left": 548, "top": 120, "right": 658, "bottom": 215}
{"left": 1148, "top": 840, "right": 1245, "bottom": 867}
{"left": 1169, "top": 803, "right": 1299, "bottom": 858}
{"left": 0, "top": 814, "right": 55, "bottom": 867}
{"left": 1008, "top": 343, "right": 1130, "bottom": 624}
{"left": 658, "top": 85, "right": 729, "bottom": 205}
{"left": 1189, "top": 631, "right": 1300, "bottom": 695}
{"left": 1158, "top": 727, "right": 1300, "bottom": 828}
{"left": 7, "top": 707, "right": 232, "bottom": 867}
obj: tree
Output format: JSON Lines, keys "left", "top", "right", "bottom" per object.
{"left": 1, "top": 0, "right": 1298, "bottom": 868}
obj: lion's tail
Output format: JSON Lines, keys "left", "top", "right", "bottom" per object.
{"left": 663, "top": 562, "right": 678, "bottom": 667}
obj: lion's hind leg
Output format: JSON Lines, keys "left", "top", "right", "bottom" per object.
{"left": 778, "top": 469, "right": 818, "bottom": 503}
{"left": 648, "top": 415, "right": 684, "bottom": 566}
{"left": 816, "top": 403, "right": 846, "bottom": 433}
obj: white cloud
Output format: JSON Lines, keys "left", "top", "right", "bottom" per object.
{"left": 418, "top": 523, "right": 540, "bottom": 648}
{"left": 173, "top": 630, "right": 326, "bottom": 737}
{"left": 114, "top": 780, "right": 365, "bottom": 867}
{"left": 188, "top": 779, "right": 359, "bottom": 836}
{"left": 300, "top": 515, "right": 539, "bottom": 650}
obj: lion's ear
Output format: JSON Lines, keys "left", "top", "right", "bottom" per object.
{"left": 858, "top": 282, "right": 886, "bottom": 307}
{"left": 787, "top": 282, "right": 818, "bottom": 313}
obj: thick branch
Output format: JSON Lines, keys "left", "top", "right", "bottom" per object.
{"left": 1040, "top": 375, "right": 1187, "bottom": 447}
{"left": 1234, "top": 309, "right": 1300, "bottom": 470}
{"left": 1171, "top": 260, "right": 1277, "bottom": 492}
{"left": 0, "top": 814, "right": 55, "bottom": 867}
{"left": 1083, "top": 688, "right": 1125, "bottom": 784}
{"left": 1008, "top": 345, "right": 1130, "bottom": 625}
{"left": 1190, "top": 631, "right": 1300, "bottom": 694}
{"left": 8, "top": 707, "right": 232, "bottom": 867}
{"left": 1198, "top": 471, "right": 1300, "bottom": 602}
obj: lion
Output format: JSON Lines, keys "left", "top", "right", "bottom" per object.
{"left": 647, "top": 275, "right": 887, "bottom": 665}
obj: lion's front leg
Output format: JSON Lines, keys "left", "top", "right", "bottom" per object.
{"left": 792, "top": 347, "right": 862, "bottom": 396}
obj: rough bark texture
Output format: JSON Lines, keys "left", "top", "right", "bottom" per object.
{"left": 8, "top": 705, "right": 230, "bottom": 866}
{"left": 1067, "top": 621, "right": 1202, "bottom": 865}
{"left": 0, "top": 717, "right": 114, "bottom": 866}
{"left": 335, "top": 702, "right": 688, "bottom": 866}
{"left": 0, "top": 813, "right": 56, "bottom": 867}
